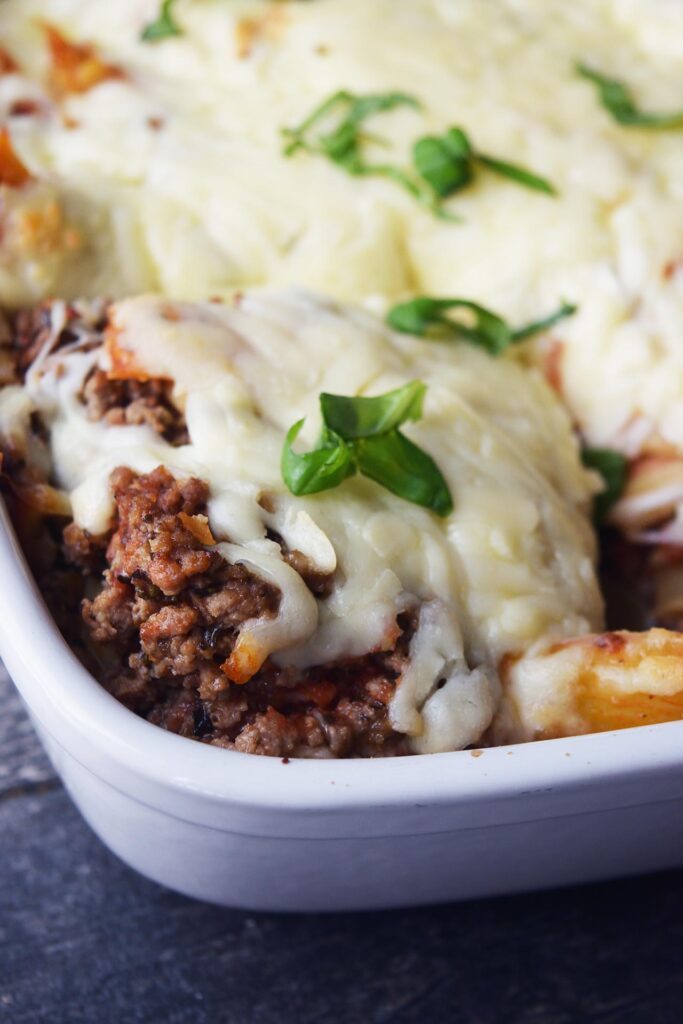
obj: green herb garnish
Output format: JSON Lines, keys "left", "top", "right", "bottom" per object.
{"left": 283, "top": 95, "right": 557, "bottom": 217}
{"left": 412, "top": 128, "right": 474, "bottom": 197}
{"left": 576, "top": 64, "right": 683, "bottom": 129}
{"left": 476, "top": 154, "right": 556, "bottom": 195}
{"left": 141, "top": 0, "right": 182, "bottom": 42}
{"left": 283, "top": 91, "right": 453, "bottom": 216}
{"left": 387, "top": 297, "right": 576, "bottom": 355}
{"left": 282, "top": 91, "right": 419, "bottom": 160}
{"left": 282, "top": 422, "right": 355, "bottom": 497}
{"left": 581, "top": 447, "right": 628, "bottom": 523}
{"left": 413, "top": 127, "right": 556, "bottom": 198}
{"left": 509, "top": 302, "right": 578, "bottom": 342}
{"left": 282, "top": 90, "right": 421, "bottom": 177}
{"left": 281, "top": 380, "right": 453, "bottom": 516}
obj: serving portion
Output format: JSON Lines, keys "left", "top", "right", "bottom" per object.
{"left": 3, "top": 287, "right": 683, "bottom": 756}
{"left": 0, "top": 289, "right": 606, "bottom": 756}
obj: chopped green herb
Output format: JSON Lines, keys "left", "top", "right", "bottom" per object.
{"left": 412, "top": 126, "right": 556, "bottom": 198}
{"left": 281, "top": 380, "right": 453, "bottom": 516}
{"left": 282, "top": 90, "right": 450, "bottom": 213}
{"left": 282, "top": 90, "right": 419, "bottom": 167}
{"left": 141, "top": 0, "right": 182, "bottom": 42}
{"left": 476, "top": 154, "right": 557, "bottom": 196}
{"left": 577, "top": 64, "right": 683, "bottom": 129}
{"left": 412, "top": 128, "right": 474, "bottom": 198}
{"left": 283, "top": 92, "right": 448, "bottom": 217}
{"left": 510, "top": 301, "right": 578, "bottom": 342}
{"left": 387, "top": 296, "right": 576, "bottom": 355}
{"left": 581, "top": 447, "right": 628, "bottom": 523}
{"left": 283, "top": 94, "right": 556, "bottom": 216}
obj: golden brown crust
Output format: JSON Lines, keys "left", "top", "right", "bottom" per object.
{"left": 43, "top": 24, "right": 124, "bottom": 96}
{"left": 498, "top": 628, "right": 683, "bottom": 741}
{"left": 0, "top": 46, "right": 19, "bottom": 76}
{"left": 0, "top": 128, "right": 32, "bottom": 188}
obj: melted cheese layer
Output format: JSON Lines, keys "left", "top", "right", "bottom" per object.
{"left": 2, "top": 0, "right": 683, "bottom": 462}
{"left": 18, "top": 290, "right": 603, "bottom": 752}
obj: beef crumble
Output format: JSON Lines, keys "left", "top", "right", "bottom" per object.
{"left": 5, "top": 302, "right": 56, "bottom": 378}
{"left": 6, "top": 299, "right": 108, "bottom": 379}
{"left": 81, "top": 369, "right": 189, "bottom": 445}
{"left": 1, "top": 300, "right": 188, "bottom": 444}
{"left": 64, "top": 465, "right": 409, "bottom": 758}
{"left": 0, "top": 300, "right": 190, "bottom": 603}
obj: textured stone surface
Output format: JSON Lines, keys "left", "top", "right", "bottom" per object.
{"left": 1, "top": 666, "right": 683, "bottom": 1024}
{"left": 0, "top": 666, "right": 56, "bottom": 795}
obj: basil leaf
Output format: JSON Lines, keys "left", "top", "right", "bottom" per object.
{"left": 387, "top": 297, "right": 444, "bottom": 336}
{"left": 281, "top": 420, "right": 355, "bottom": 496}
{"left": 582, "top": 447, "right": 628, "bottom": 523}
{"left": 356, "top": 431, "right": 453, "bottom": 518}
{"left": 281, "top": 382, "right": 454, "bottom": 516}
{"left": 388, "top": 297, "right": 511, "bottom": 354}
{"left": 320, "top": 380, "right": 426, "bottom": 439}
{"left": 510, "top": 301, "right": 577, "bottom": 342}
{"left": 577, "top": 64, "right": 683, "bottom": 129}
{"left": 388, "top": 296, "right": 577, "bottom": 354}
{"left": 476, "top": 154, "right": 557, "bottom": 196}
{"left": 141, "top": 0, "right": 182, "bottom": 41}
{"left": 412, "top": 128, "right": 474, "bottom": 198}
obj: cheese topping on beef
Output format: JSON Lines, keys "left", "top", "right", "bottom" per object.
{"left": 12, "top": 290, "right": 603, "bottom": 752}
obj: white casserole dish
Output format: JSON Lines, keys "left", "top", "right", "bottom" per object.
{"left": 2, "top": 500, "right": 683, "bottom": 912}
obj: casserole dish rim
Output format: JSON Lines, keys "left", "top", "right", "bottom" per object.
{"left": 2, "top": 497, "right": 683, "bottom": 818}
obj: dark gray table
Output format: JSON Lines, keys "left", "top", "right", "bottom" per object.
{"left": 2, "top": 666, "right": 682, "bottom": 1024}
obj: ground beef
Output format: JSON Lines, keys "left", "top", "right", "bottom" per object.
{"left": 105, "top": 465, "right": 220, "bottom": 595}
{"left": 81, "top": 369, "right": 188, "bottom": 445}
{"left": 266, "top": 528, "right": 335, "bottom": 597}
{"left": 1, "top": 301, "right": 188, "bottom": 445}
{"left": 5, "top": 300, "right": 109, "bottom": 380}
{"left": 63, "top": 521, "right": 108, "bottom": 573}
{"left": 279, "top": 545, "right": 335, "bottom": 598}
{"left": 68, "top": 465, "right": 410, "bottom": 758}
{"left": 7, "top": 302, "right": 55, "bottom": 377}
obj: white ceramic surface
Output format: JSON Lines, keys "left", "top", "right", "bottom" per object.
{"left": 2, "top": 501, "right": 683, "bottom": 911}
